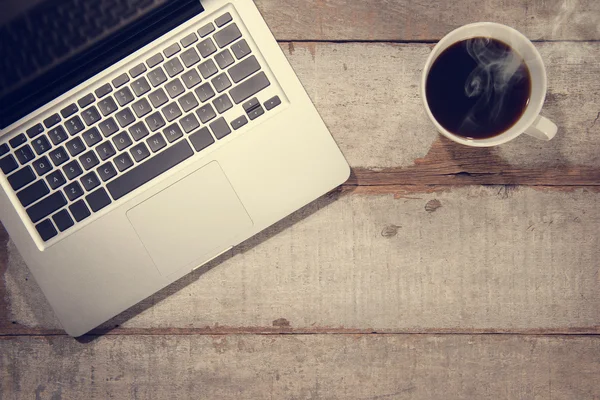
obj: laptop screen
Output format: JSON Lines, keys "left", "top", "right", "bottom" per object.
{"left": 0, "top": 0, "right": 204, "bottom": 129}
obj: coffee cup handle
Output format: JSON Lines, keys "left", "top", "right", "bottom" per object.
{"left": 524, "top": 116, "right": 558, "bottom": 141}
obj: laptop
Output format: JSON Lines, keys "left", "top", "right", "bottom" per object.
{"left": 0, "top": 0, "right": 349, "bottom": 336}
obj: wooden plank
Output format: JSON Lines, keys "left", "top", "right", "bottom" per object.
{"left": 258, "top": 0, "right": 600, "bottom": 41}
{"left": 1, "top": 334, "right": 599, "bottom": 399}
{"left": 3, "top": 186, "right": 600, "bottom": 333}
{"left": 284, "top": 41, "right": 600, "bottom": 185}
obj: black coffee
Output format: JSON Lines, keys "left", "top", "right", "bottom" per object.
{"left": 426, "top": 37, "right": 531, "bottom": 139}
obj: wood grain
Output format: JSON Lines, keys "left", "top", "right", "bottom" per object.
{"left": 2, "top": 334, "right": 599, "bottom": 399}
{"left": 257, "top": 0, "right": 600, "bottom": 41}
{"left": 284, "top": 41, "right": 600, "bottom": 185}
{"left": 4, "top": 187, "right": 599, "bottom": 333}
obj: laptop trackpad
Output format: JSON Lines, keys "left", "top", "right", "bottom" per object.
{"left": 127, "top": 161, "right": 253, "bottom": 276}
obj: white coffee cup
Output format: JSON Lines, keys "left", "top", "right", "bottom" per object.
{"left": 420, "top": 22, "right": 558, "bottom": 147}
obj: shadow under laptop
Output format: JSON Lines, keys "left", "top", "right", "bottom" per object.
{"left": 75, "top": 186, "right": 346, "bottom": 343}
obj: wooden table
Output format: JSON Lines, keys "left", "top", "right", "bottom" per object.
{"left": 2, "top": 1, "right": 600, "bottom": 398}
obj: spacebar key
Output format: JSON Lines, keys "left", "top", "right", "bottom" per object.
{"left": 107, "top": 140, "right": 194, "bottom": 200}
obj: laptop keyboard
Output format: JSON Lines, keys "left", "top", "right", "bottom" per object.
{"left": 0, "top": 10, "right": 282, "bottom": 243}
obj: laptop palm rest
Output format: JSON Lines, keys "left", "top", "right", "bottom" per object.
{"left": 126, "top": 161, "right": 253, "bottom": 276}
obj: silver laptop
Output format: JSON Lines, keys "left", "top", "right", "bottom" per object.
{"left": 0, "top": 0, "right": 349, "bottom": 336}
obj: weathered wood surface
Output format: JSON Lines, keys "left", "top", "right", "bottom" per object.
{"left": 257, "top": 0, "right": 600, "bottom": 41}
{"left": 4, "top": 187, "right": 599, "bottom": 333}
{"left": 2, "top": 335, "right": 599, "bottom": 399}
{"left": 285, "top": 41, "right": 600, "bottom": 185}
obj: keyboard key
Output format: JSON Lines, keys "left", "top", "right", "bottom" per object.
{"left": 130, "top": 99, "right": 151, "bottom": 119}
{"left": 178, "top": 93, "right": 199, "bottom": 113}
{"left": 43, "top": 113, "right": 61, "bottom": 129}
{"left": 36, "top": 219, "right": 58, "bottom": 242}
{"left": 27, "top": 191, "right": 67, "bottom": 223}
{"left": 129, "top": 63, "right": 147, "bottom": 78}
{"left": 214, "top": 23, "right": 242, "bottom": 48}
{"left": 82, "top": 127, "right": 102, "bottom": 147}
{"left": 181, "top": 32, "right": 198, "bottom": 48}
{"left": 179, "top": 114, "right": 200, "bottom": 133}
{"left": 96, "top": 141, "right": 116, "bottom": 161}
{"left": 147, "top": 53, "right": 164, "bottom": 68}
{"left": 213, "top": 94, "right": 233, "bottom": 114}
{"left": 94, "top": 84, "right": 113, "bottom": 98}
{"left": 181, "top": 48, "right": 200, "bottom": 68}
{"left": 86, "top": 188, "right": 112, "bottom": 212}
{"left": 65, "top": 116, "right": 85, "bottom": 135}
{"left": 47, "top": 170, "right": 67, "bottom": 189}
{"left": 98, "top": 97, "right": 118, "bottom": 116}
{"left": 8, "top": 166, "right": 35, "bottom": 191}
{"left": 147, "top": 133, "right": 167, "bottom": 152}
{"left": 211, "top": 73, "right": 232, "bottom": 92}
{"left": 131, "top": 77, "right": 151, "bottom": 96}
{"left": 97, "top": 162, "right": 117, "bottom": 182}
{"left": 149, "top": 88, "right": 169, "bottom": 108}
{"left": 164, "top": 58, "right": 184, "bottom": 77}
{"left": 145, "top": 112, "right": 166, "bottom": 132}
{"left": 77, "top": 93, "right": 95, "bottom": 108}
{"left": 248, "top": 106, "right": 265, "bottom": 120}
{"left": 163, "top": 124, "right": 183, "bottom": 143}
{"left": 228, "top": 55, "right": 260, "bottom": 83}
{"left": 129, "top": 122, "right": 150, "bottom": 141}
{"left": 189, "top": 127, "right": 215, "bottom": 152}
{"left": 197, "top": 22, "right": 215, "bottom": 37}
{"left": 49, "top": 147, "right": 69, "bottom": 166}
{"left": 162, "top": 102, "right": 182, "bottom": 122}
{"left": 112, "top": 73, "right": 130, "bottom": 88}
{"left": 231, "top": 39, "right": 251, "bottom": 60}
{"left": 195, "top": 83, "right": 215, "bottom": 103}
{"left": 114, "top": 153, "right": 134, "bottom": 172}
{"left": 181, "top": 69, "right": 202, "bottom": 89}
{"left": 10, "top": 133, "right": 27, "bottom": 148}
{"left": 210, "top": 117, "right": 231, "bottom": 139}
{"left": 81, "top": 172, "right": 101, "bottom": 191}
{"left": 107, "top": 140, "right": 193, "bottom": 200}
{"left": 115, "top": 108, "right": 135, "bottom": 128}
{"left": 26, "top": 124, "right": 44, "bottom": 139}
{"left": 197, "top": 104, "right": 216, "bottom": 123}
{"left": 215, "top": 12, "right": 232, "bottom": 27}
{"left": 79, "top": 151, "right": 100, "bottom": 170}
{"left": 198, "top": 59, "right": 218, "bottom": 79}
{"left": 197, "top": 38, "right": 217, "bottom": 58}
{"left": 60, "top": 103, "right": 79, "bottom": 118}
{"left": 17, "top": 179, "right": 49, "bottom": 207}
{"left": 64, "top": 181, "right": 84, "bottom": 201}
{"left": 98, "top": 117, "right": 119, "bottom": 137}
{"left": 69, "top": 200, "right": 91, "bottom": 222}
{"left": 162, "top": 42, "right": 180, "bottom": 58}
{"left": 15, "top": 145, "right": 35, "bottom": 164}
{"left": 0, "top": 144, "right": 8, "bottom": 156}
{"left": 53, "top": 210, "right": 74, "bottom": 232}
{"left": 264, "top": 96, "right": 281, "bottom": 111}
{"left": 32, "top": 156, "right": 52, "bottom": 176}
{"left": 242, "top": 97, "right": 260, "bottom": 112}
{"left": 165, "top": 79, "right": 185, "bottom": 99}
{"left": 148, "top": 67, "right": 168, "bottom": 87}
{"left": 48, "top": 126, "right": 68, "bottom": 145}
{"left": 115, "top": 87, "right": 135, "bottom": 106}
{"left": 63, "top": 160, "right": 83, "bottom": 180}
{"left": 82, "top": 106, "right": 101, "bottom": 126}
{"left": 0, "top": 155, "right": 19, "bottom": 174}
{"left": 229, "top": 72, "right": 270, "bottom": 104}
{"left": 113, "top": 132, "right": 133, "bottom": 151}
{"left": 231, "top": 115, "right": 248, "bottom": 130}
{"left": 131, "top": 142, "right": 151, "bottom": 162}
{"left": 215, "top": 49, "right": 235, "bottom": 69}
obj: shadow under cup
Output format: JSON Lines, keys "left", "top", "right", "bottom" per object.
{"left": 421, "top": 23, "right": 548, "bottom": 147}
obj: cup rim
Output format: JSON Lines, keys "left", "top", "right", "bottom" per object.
{"left": 420, "top": 22, "right": 547, "bottom": 147}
